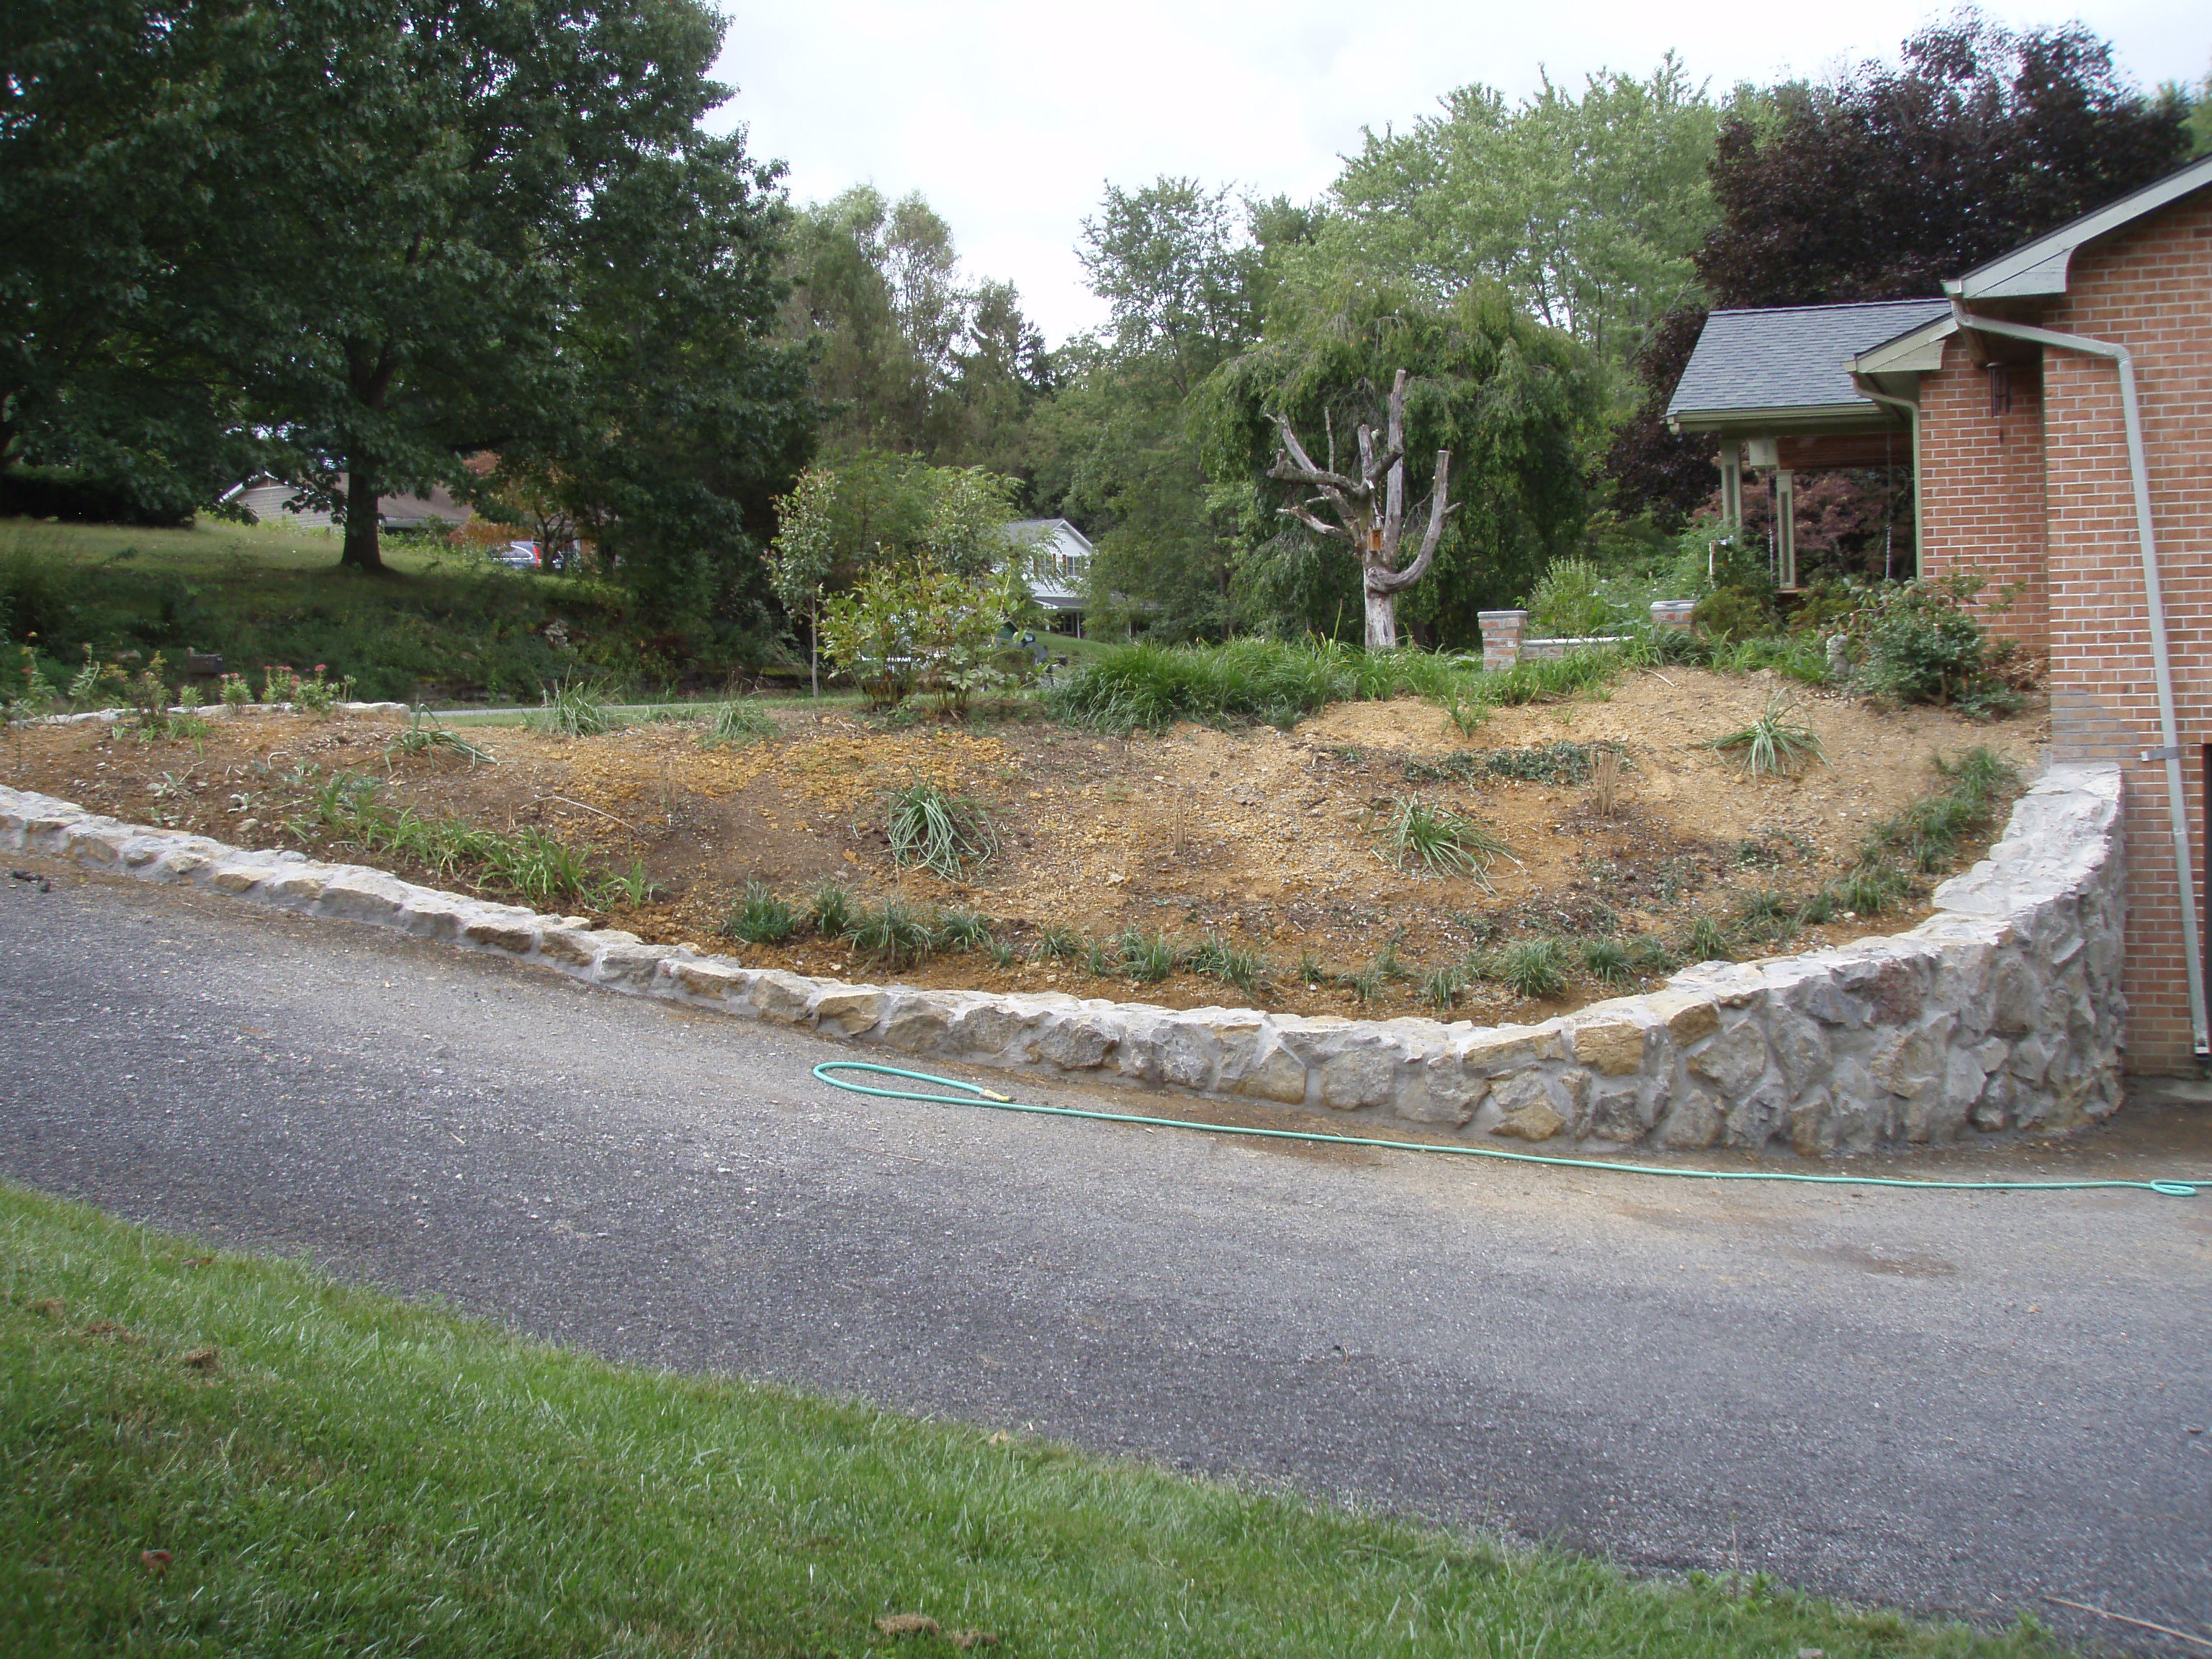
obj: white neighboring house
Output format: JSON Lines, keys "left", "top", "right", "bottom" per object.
{"left": 222, "top": 475, "right": 474, "bottom": 533}
{"left": 1003, "top": 517, "right": 1091, "bottom": 631}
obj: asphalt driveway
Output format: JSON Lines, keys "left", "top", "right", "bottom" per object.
{"left": 3, "top": 860, "right": 2208, "bottom": 1650}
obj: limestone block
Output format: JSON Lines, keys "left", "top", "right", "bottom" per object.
{"left": 1642, "top": 992, "right": 1719, "bottom": 1045}
{"left": 209, "top": 863, "right": 275, "bottom": 894}
{"left": 877, "top": 992, "right": 963, "bottom": 1051}
{"left": 1568, "top": 1019, "right": 1645, "bottom": 1076}
{"left": 1788, "top": 1090, "right": 1835, "bottom": 1156}
{"left": 1655, "top": 1090, "right": 1722, "bottom": 1150}
{"left": 1724, "top": 1082, "right": 1789, "bottom": 1151}
{"left": 461, "top": 914, "right": 539, "bottom": 955}
{"left": 1987, "top": 956, "right": 2039, "bottom": 1035}
{"left": 1152, "top": 1020, "right": 1218, "bottom": 1090}
{"left": 1869, "top": 1017, "right": 1953, "bottom": 1100}
{"left": 1491, "top": 1102, "right": 1565, "bottom": 1141}
{"left": 1034, "top": 1012, "right": 1121, "bottom": 1071}
{"left": 1685, "top": 1020, "right": 1768, "bottom": 1098}
{"left": 536, "top": 926, "right": 601, "bottom": 968}
{"left": 264, "top": 870, "right": 328, "bottom": 906}
{"left": 1456, "top": 1024, "right": 1566, "bottom": 1074}
{"left": 674, "top": 959, "right": 752, "bottom": 1003}
{"left": 1584, "top": 1079, "right": 1647, "bottom": 1143}
{"left": 1766, "top": 1012, "right": 1832, "bottom": 1094}
{"left": 811, "top": 986, "right": 887, "bottom": 1035}
{"left": 1402, "top": 1051, "right": 1490, "bottom": 1125}
{"left": 1972, "top": 1071, "right": 2015, "bottom": 1132}
{"left": 317, "top": 868, "right": 414, "bottom": 925}
{"left": 399, "top": 894, "right": 476, "bottom": 941}
{"left": 61, "top": 822, "right": 126, "bottom": 865}
{"left": 1320, "top": 1044, "right": 1398, "bottom": 1111}
{"left": 948, "top": 1002, "right": 1039, "bottom": 1058}
{"left": 1233, "top": 1039, "right": 1309, "bottom": 1105}
{"left": 749, "top": 971, "right": 817, "bottom": 1025}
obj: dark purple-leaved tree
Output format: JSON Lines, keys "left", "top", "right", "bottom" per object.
{"left": 1607, "top": 9, "right": 2190, "bottom": 526}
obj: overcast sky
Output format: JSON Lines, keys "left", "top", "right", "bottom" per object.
{"left": 711, "top": 1, "right": 2209, "bottom": 345}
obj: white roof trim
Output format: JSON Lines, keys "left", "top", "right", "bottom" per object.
{"left": 1946, "top": 153, "right": 2212, "bottom": 301}
{"left": 1849, "top": 315, "right": 1958, "bottom": 375}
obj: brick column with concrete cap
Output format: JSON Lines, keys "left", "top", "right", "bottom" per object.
{"left": 1478, "top": 610, "right": 1527, "bottom": 672}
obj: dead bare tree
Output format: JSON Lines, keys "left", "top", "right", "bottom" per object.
{"left": 1268, "top": 369, "right": 1456, "bottom": 651}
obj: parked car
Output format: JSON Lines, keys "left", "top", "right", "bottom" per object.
{"left": 489, "top": 540, "right": 539, "bottom": 570}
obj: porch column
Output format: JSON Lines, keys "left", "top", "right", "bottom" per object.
{"left": 1718, "top": 441, "right": 1743, "bottom": 528}
{"left": 1774, "top": 467, "right": 1797, "bottom": 590}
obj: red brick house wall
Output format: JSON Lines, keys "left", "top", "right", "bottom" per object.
{"left": 1918, "top": 349, "right": 2049, "bottom": 655}
{"left": 1923, "top": 188, "right": 2212, "bottom": 1071}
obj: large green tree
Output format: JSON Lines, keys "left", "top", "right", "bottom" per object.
{"left": 0, "top": 0, "right": 262, "bottom": 511}
{"left": 7, "top": 0, "right": 806, "bottom": 575}
{"left": 1322, "top": 57, "right": 1734, "bottom": 399}
{"left": 1197, "top": 275, "right": 1604, "bottom": 648}
{"left": 783, "top": 186, "right": 1053, "bottom": 472}
{"left": 1031, "top": 181, "right": 1313, "bottom": 640}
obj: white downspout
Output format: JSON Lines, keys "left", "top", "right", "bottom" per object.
{"left": 1949, "top": 300, "right": 2208, "bottom": 1056}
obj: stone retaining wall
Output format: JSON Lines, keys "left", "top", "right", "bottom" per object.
{"left": 0, "top": 764, "right": 2126, "bottom": 1154}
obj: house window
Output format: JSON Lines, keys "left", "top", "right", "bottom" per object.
{"left": 1987, "top": 364, "right": 2011, "bottom": 418}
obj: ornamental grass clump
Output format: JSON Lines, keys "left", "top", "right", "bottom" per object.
{"left": 1189, "top": 934, "right": 1266, "bottom": 998}
{"left": 1383, "top": 796, "right": 1512, "bottom": 884}
{"left": 885, "top": 782, "right": 997, "bottom": 881}
{"left": 540, "top": 675, "right": 619, "bottom": 737}
{"left": 1116, "top": 929, "right": 1181, "bottom": 985}
{"left": 1708, "top": 695, "right": 1825, "bottom": 778}
{"left": 845, "top": 899, "right": 935, "bottom": 968}
{"left": 704, "top": 700, "right": 777, "bottom": 747}
{"left": 1498, "top": 938, "right": 1566, "bottom": 1000}
{"left": 724, "top": 882, "right": 797, "bottom": 945}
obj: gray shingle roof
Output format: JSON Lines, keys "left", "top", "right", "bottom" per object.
{"left": 1668, "top": 299, "right": 1952, "bottom": 419}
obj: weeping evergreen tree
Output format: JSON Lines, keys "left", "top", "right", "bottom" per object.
{"left": 1194, "top": 273, "right": 1603, "bottom": 648}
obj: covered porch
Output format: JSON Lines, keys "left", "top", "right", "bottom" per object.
{"left": 1665, "top": 298, "right": 1949, "bottom": 589}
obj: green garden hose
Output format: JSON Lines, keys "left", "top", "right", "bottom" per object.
{"left": 811, "top": 1061, "right": 2200, "bottom": 1198}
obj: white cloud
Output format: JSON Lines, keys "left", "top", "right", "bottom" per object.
{"left": 711, "top": 1, "right": 2210, "bottom": 344}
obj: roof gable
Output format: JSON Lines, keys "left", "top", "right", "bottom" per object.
{"left": 1948, "top": 153, "right": 2212, "bottom": 301}
{"left": 1667, "top": 299, "right": 1951, "bottom": 426}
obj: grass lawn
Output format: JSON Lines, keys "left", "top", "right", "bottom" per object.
{"left": 0, "top": 516, "right": 734, "bottom": 705}
{"left": 1, "top": 1182, "right": 2064, "bottom": 1657}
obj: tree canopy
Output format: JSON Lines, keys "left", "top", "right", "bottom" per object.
{"left": 1196, "top": 275, "right": 1605, "bottom": 647}
{"left": 4, "top": 0, "right": 813, "bottom": 586}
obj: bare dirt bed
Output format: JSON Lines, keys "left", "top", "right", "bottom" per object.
{"left": 1, "top": 669, "right": 2046, "bottom": 1023}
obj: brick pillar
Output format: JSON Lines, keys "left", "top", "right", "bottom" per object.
{"left": 1650, "top": 601, "right": 1696, "bottom": 638}
{"left": 1478, "top": 610, "right": 1527, "bottom": 672}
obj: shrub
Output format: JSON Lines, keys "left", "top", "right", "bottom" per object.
{"left": 1581, "top": 938, "right": 1634, "bottom": 988}
{"left": 1526, "top": 557, "right": 1618, "bottom": 638}
{"left": 1030, "top": 920, "right": 1080, "bottom": 963}
{"left": 884, "top": 782, "right": 997, "bottom": 881}
{"left": 819, "top": 558, "right": 1035, "bottom": 716}
{"left": 1683, "top": 914, "right": 1732, "bottom": 962}
{"left": 808, "top": 881, "right": 855, "bottom": 938}
{"left": 1189, "top": 934, "right": 1266, "bottom": 997}
{"left": 845, "top": 899, "right": 935, "bottom": 968}
{"left": 1848, "top": 576, "right": 2024, "bottom": 711}
{"left": 936, "top": 909, "right": 992, "bottom": 950}
{"left": 1690, "top": 587, "right": 1771, "bottom": 644}
{"left": 1116, "top": 929, "right": 1181, "bottom": 984}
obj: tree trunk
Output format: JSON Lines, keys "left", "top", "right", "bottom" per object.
{"left": 339, "top": 464, "right": 382, "bottom": 572}
{"left": 809, "top": 603, "right": 819, "bottom": 698}
{"left": 1363, "top": 575, "right": 1398, "bottom": 652}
